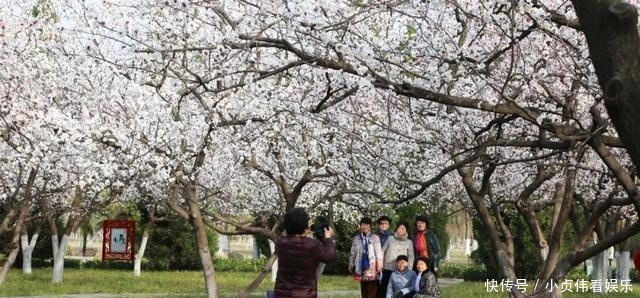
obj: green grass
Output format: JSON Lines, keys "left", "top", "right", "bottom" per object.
{"left": 3, "top": 269, "right": 640, "bottom": 297}
{"left": 0, "top": 268, "right": 359, "bottom": 297}
{"left": 446, "top": 249, "right": 471, "bottom": 265}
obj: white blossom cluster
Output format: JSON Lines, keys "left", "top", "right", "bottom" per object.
{"left": 1, "top": 0, "right": 637, "bottom": 226}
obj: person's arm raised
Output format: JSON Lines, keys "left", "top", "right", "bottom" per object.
{"left": 317, "top": 227, "right": 337, "bottom": 263}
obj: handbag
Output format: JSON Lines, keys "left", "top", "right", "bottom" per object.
{"left": 360, "top": 266, "right": 378, "bottom": 281}
{"left": 357, "top": 233, "right": 379, "bottom": 282}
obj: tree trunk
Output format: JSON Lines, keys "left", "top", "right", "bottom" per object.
{"left": 44, "top": 200, "right": 59, "bottom": 263}
{"left": 252, "top": 236, "right": 260, "bottom": 259}
{"left": 0, "top": 209, "right": 17, "bottom": 237}
{"left": 216, "top": 234, "right": 229, "bottom": 257}
{"left": 51, "top": 234, "right": 59, "bottom": 264}
{"left": 134, "top": 223, "right": 153, "bottom": 277}
{"left": 82, "top": 232, "right": 88, "bottom": 257}
{"left": 51, "top": 186, "right": 84, "bottom": 284}
{"left": 571, "top": 0, "right": 640, "bottom": 171}
{"left": 457, "top": 165, "right": 525, "bottom": 298}
{"left": 540, "top": 169, "right": 578, "bottom": 282}
{"left": 0, "top": 245, "right": 20, "bottom": 286}
{"left": 133, "top": 234, "right": 149, "bottom": 276}
{"left": 234, "top": 254, "right": 278, "bottom": 298}
{"left": 187, "top": 188, "right": 219, "bottom": 298}
{"left": 616, "top": 250, "right": 630, "bottom": 281}
{"left": 193, "top": 217, "right": 218, "bottom": 298}
{"left": 591, "top": 249, "right": 608, "bottom": 281}
{"left": 270, "top": 239, "right": 278, "bottom": 282}
{"left": 21, "top": 231, "right": 39, "bottom": 274}
{"left": 52, "top": 234, "right": 70, "bottom": 283}
{"left": 0, "top": 169, "right": 36, "bottom": 285}
{"left": 0, "top": 226, "right": 23, "bottom": 286}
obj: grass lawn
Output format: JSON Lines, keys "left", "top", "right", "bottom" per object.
{"left": 2, "top": 269, "right": 640, "bottom": 297}
{"left": 0, "top": 268, "right": 358, "bottom": 297}
{"left": 446, "top": 248, "right": 471, "bottom": 265}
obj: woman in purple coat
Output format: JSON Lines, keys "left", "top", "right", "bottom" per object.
{"left": 274, "top": 208, "right": 336, "bottom": 297}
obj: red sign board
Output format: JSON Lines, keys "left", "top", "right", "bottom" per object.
{"left": 102, "top": 220, "right": 136, "bottom": 261}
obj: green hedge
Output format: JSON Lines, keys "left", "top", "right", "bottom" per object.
{"left": 565, "top": 266, "right": 588, "bottom": 281}
{"left": 437, "top": 263, "right": 467, "bottom": 278}
{"left": 322, "top": 251, "right": 350, "bottom": 275}
{"left": 19, "top": 257, "right": 638, "bottom": 281}
{"left": 213, "top": 258, "right": 267, "bottom": 272}
{"left": 25, "top": 259, "right": 132, "bottom": 270}
{"left": 23, "top": 258, "right": 269, "bottom": 272}
{"left": 24, "top": 258, "right": 489, "bottom": 277}
{"left": 438, "top": 263, "right": 489, "bottom": 281}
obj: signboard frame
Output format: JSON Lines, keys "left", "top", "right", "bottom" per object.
{"left": 102, "top": 220, "right": 136, "bottom": 261}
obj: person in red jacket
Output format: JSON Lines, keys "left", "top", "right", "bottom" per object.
{"left": 274, "top": 208, "right": 337, "bottom": 298}
{"left": 633, "top": 249, "right": 640, "bottom": 278}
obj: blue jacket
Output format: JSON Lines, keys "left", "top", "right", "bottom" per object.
{"left": 377, "top": 230, "right": 392, "bottom": 247}
{"left": 385, "top": 269, "right": 417, "bottom": 298}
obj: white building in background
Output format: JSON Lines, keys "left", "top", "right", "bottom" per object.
{"left": 215, "top": 234, "right": 258, "bottom": 259}
{"left": 213, "top": 221, "right": 260, "bottom": 259}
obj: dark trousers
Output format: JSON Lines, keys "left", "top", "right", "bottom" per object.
{"left": 360, "top": 280, "right": 378, "bottom": 298}
{"left": 377, "top": 270, "right": 393, "bottom": 298}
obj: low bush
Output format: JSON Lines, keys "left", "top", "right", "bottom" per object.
{"left": 322, "top": 251, "right": 350, "bottom": 275}
{"left": 28, "top": 258, "right": 52, "bottom": 268}
{"left": 565, "top": 266, "right": 588, "bottom": 281}
{"left": 23, "top": 257, "right": 270, "bottom": 272}
{"left": 82, "top": 260, "right": 133, "bottom": 270}
{"left": 214, "top": 258, "right": 267, "bottom": 272}
{"left": 462, "top": 265, "right": 491, "bottom": 281}
{"left": 438, "top": 263, "right": 470, "bottom": 278}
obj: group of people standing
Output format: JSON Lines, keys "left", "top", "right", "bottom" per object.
{"left": 272, "top": 208, "right": 442, "bottom": 298}
{"left": 348, "top": 215, "right": 442, "bottom": 298}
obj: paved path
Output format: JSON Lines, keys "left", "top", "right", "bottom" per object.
{"left": 438, "top": 278, "right": 465, "bottom": 287}
{"left": 7, "top": 278, "right": 464, "bottom": 297}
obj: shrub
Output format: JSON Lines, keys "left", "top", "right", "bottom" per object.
{"left": 24, "top": 257, "right": 274, "bottom": 272}
{"left": 564, "top": 266, "right": 588, "bottom": 281}
{"left": 322, "top": 250, "right": 350, "bottom": 275}
{"left": 29, "top": 258, "right": 52, "bottom": 268}
{"left": 462, "top": 265, "right": 490, "bottom": 281}
{"left": 436, "top": 263, "right": 488, "bottom": 280}
{"left": 213, "top": 258, "right": 267, "bottom": 272}
{"left": 82, "top": 260, "right": 133, "bottom": 270}
{"left": 61, "top": 259, "right": 83, "bottom": 269}
{"left": 438, "top": 263, "right": 468, "bottom": 278}
{"left": 471, "top": 209, "right": 582, "bottom": 280}
{"left": 143, "top": 216, "right": 218, "bottom": 270}
{"left": 13, "top": 258, "right": 85, "bottom": 269}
